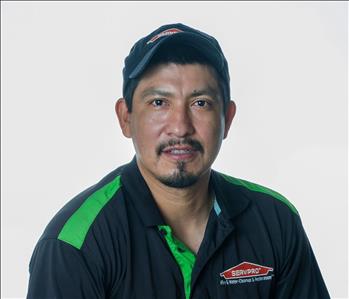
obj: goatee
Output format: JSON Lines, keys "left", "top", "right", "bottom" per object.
{"left": 157, "top": 161, "right": 198, "bottom": 188}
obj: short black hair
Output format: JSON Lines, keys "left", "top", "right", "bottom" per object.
{"left": 123, "top": 42, "right": 229, "bottom": 113}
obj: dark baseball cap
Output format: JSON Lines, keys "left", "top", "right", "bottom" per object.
{"left": 122, "top": 23, "right": 230, "bottom": 107}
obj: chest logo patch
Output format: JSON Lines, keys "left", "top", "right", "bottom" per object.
{"left": 220, "top": 261, "right": 273, "bottom": 285}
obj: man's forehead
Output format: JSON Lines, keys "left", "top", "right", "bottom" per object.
{"left": 139, "top": 86, "right": 221, "bottom": 99}
{"left": 135, "top": 63, "right": 221, "bottom": 94}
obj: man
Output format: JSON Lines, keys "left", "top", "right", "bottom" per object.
{"left": 27, "top": 23, "right": 330, "bottom": 299}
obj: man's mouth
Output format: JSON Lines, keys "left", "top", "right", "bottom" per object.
{"left": 156, "top": 138, "right": 204, "bottom": 157}
{"left": 160, "top": 145, "right": 200, "bottom": 161}
{"left": 162, "top": 147, "right": 196, "bottom": 155}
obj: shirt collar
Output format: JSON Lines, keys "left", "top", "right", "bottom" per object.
{"left": 210, "top": 170, "right": 250, "bottom": 220}
{"left": 120, "top": 157, "right": 165, "bottom": 227}
{"left": 120, "top": 157, "right": 250, "bottom": 227}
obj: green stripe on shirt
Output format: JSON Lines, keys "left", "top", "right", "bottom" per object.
{"left": 221, "top": 173, "right": 299, "bottom": 215}
{"left": 58, "top": 175, "right": 122, "bottom": 249}
{"left": 158, "top": 225, "right": 196, "bottom": 299}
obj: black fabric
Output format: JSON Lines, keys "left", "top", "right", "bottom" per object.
{"left": 27, "top": 158, "right": 330, "bottom": 299}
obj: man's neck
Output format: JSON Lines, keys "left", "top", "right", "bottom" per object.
{"left": 138, "top": 162, "right": 213, "bottom": 253}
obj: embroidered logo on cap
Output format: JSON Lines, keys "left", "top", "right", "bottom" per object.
{"left": 146, "top": 28, "right": 183, "bottom": 44}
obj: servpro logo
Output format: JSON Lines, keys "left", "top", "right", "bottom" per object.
{"left": 147, "top": 28, "right": 183, "bottom": 44}
{"left": 220, "top": 262, "right": 273, "bottom": 286}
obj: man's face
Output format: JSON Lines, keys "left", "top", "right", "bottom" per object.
{"left": 117, "top": 63, "right": 235, "bottom": 188}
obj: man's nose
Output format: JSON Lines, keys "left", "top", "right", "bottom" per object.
{"left": 165, "top": 105, "right": 195, "bottom": 137}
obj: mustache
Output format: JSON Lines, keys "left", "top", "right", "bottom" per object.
{"left": 156, "top": 138, "right": 204, "bottom": 156}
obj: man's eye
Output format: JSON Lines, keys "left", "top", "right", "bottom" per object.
{"left": 194, "top": 99, "right": 210, "bottom": 107}
{"left": 151, "top": 99, "right": 164, "bottom": 106}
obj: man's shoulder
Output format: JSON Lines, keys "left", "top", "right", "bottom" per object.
{"left": 39, "top": 164, "right": 127, "bottom": 250}
{"left": 214, "top": 171, "right": 299, "bottom": 217}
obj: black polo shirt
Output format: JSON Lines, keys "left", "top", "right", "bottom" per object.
{"left": 27, "top": 158, "right": 330, "bottom": 299}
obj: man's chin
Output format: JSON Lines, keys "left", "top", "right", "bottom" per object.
{"left": 157, "top": 172, "right": 199, "bottom": 188}
{"left": 156, "top": 160, "right": 197, "bottom": 188}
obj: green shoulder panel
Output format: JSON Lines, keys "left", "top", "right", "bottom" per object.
{"left": 220, "top": 173, "right": 299, "bottom": 216}
{"left": 58, "top": 175, "right": 122, "bottom": 249}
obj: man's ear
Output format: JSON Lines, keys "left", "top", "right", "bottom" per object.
{"left": 223, "top": 100, "right": 236, "bottom": 139}
{"left": 115, "top": 98, "right": 132, "bottom": 138}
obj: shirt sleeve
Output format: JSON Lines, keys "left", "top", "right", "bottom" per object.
{"left": 27, "top": 238, "right": 105, "bottom": 299}
{"left": 274, "top": 214, "right": 331, "bottom": 299}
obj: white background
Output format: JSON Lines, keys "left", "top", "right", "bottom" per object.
{"left": 1, "top": 1, "right": 348, "bottom": 298}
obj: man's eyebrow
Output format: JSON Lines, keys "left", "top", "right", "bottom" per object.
{"left": 141, "top": 88, "right": 173, "bottom": 98}
{"left": 140, "top": 87, "right": 221, "bottom": 100}
{"left": 190, "top": 88, "right": 221, "bottom": 99}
